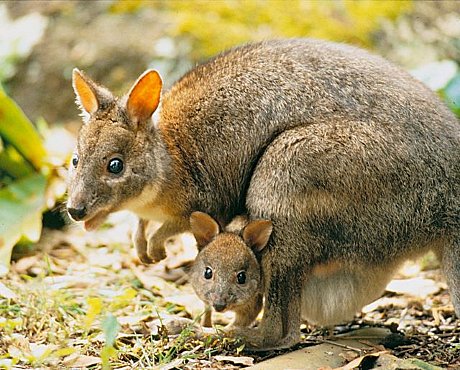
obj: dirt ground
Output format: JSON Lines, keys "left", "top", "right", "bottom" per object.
{"left": 1, "top": 212, "right": 458, "bottom": 369}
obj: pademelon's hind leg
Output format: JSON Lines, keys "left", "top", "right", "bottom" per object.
{"left": 437, "top": 235, "right": 460, "bottom": 317}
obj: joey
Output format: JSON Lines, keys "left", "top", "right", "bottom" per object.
{"left": 188, "top": 212, "right": 272, "bottom": 329}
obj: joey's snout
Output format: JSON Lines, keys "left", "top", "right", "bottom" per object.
{"left": 67, "top": 205, "right": 87, "bottom": 221}
{"left": 208, "top": 292, "right": 229, "bottom": 312}
{"left": 213, "top": 302, "right": 227, "bottom": 312}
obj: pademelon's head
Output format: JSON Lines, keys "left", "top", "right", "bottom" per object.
{"left": 189, "top": 212, "right": 272, "bottom": 312}
{"left": 67, "top": 69, "right": 165, "bottom": 230}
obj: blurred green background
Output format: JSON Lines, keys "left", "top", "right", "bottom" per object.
{"left": 0, "top": 0, "right": 459, "bottom": 274}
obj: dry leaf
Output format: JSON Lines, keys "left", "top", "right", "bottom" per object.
{"left": 156, "top": 358, "right": 184, "bottom": 370}
{"left": 333, "top": 351, "right": 387, "bottom": 370}
{"left": 63, "top": 353, "right": 102, "bottom": 367}
{"left": 164, "top": 233, "right": 198, "bottom": 269}
{"left": 214, "top": 355, "right": 254, "bottom": 366}
{"left": 148, "top": 316, "right": 198, "bottom": 336}
{"left": 338, "top": 350, "right": 359, "bottom": 362}
{"left": 164, "top": 293, "right": 205, "bottom": 317}
{"left": 0, "top": 282, "right": 16, "bottom": 299}
{"left": 43, "top": 275, "right": 94, "bottom": 290}
{"left": 117, "top": 314, "right": 151, "bottom": 326}
{"left": 362, "top": 296, "right": 409, "bottom": 313}
{"left": 130, "top": 263, "right": 180, "bottom": 294}
{"left": 12, "top": 255, "right": 40, "bottom": 274}
{"left": 386, "top": 278, "right": 440, "bottom": 298}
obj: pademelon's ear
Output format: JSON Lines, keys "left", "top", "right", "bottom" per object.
{"left": 242, "top": 219, "right": 273, "bottom": 253}
{"left": 72, "top": 68, "right": 100, "bottom": 118}
{"left": 190, "top": 212, "right": 220, "bottom": 250}
{"left": 126, "top": 69, "right": 162, "bottom": 124}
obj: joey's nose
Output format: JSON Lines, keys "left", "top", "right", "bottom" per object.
{"left": 213, "top": 302, "right": 227, "bottom": 312}
{"left": 67, "top": 206, "right": 87, "bottom": 221}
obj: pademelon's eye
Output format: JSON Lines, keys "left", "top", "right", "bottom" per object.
{"left": 236, "top": 271, "right": 246, "bottom": 284}
{"left": 108, "top": 158, "right": 124, "bottom": 174}
{"left": 204, "top": 267, "right": 213, "bottom": 280}
{"left": 71, "top": 154, "right": 79, "bottom": 168}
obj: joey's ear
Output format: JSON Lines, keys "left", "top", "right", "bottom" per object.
{"left": 242, "top": 220, "right": 273, "bottom": 253}
{"left": 190, "top": 211, "right": 220, "bottom": 250}
{"left": 126, "top": 69, "right": 162, "bottom": 123}
{"left": 72, "top": 68, "right": 100, "bottom": 116}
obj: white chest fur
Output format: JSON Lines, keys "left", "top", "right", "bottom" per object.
{"left": 122, "top": 184, "right": 169, "bottom": 223}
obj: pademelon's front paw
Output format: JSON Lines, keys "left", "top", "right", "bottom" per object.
{"left": 133, "top": 227, "right": 153, "bottom": 264}
{"left": 148, "top": 238, "right": 167, "bottom": 262}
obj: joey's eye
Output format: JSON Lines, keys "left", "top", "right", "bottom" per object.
{"left": 204, "top": 267, "right": 213, "bottom": 280}
{"left": 108, "top": 158, "right": 124, "bottom": 174}
{"left": 71, "top": 154, "right": 79, "bottom": 168}
{"left": 236, "top": 271, "right": 246, "bottom": 284}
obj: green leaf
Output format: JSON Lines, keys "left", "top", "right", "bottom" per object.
{"left": 0, "top": 144, "right": 35, "bottom": 178}
{"left": 0, "top": 173, "right": 46, "bottom": 275}
{"left": 442, "top": 73, "right": 460, "bottom": 117}
{"left": 102, "top": 314, "right": 120, "bottom": 347}
{"left": 101, "top": 345, "right": 117, "bottom": 370}
{"left": 101, "top": 314, "right": 120, "bottom": 370}
{"left": 84, "top": 297, "right": 103, "bottom": 330}
{"left": 405, "top": 358, "right": 443, "bottom": 370}
{"left": 51, "top": 348, "right": 77, "bottom": 359}
{"left": 0, "top": 85, "right": 47, "bottom": 170}
{"left": 110, "top": 287, "right": 137, "bottom": 310}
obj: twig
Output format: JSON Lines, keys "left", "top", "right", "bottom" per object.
{"left": 317, "top": 338, "right": 364, "bottom": 352}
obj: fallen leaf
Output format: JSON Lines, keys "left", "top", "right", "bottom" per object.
{"left": 9, "top": 333, "right": 30, "bottom": 352}
{"left": 374, "top": 353, "right": 444, "bottom": 370}
{"left": 147, "top": 316, "right": 198, "bottom": 336}
{"left": 164, "top": 293, "right": 205, "bottom": 317}
{"left": 362, "top": 296, "right": 409, "bottom": 313}
{"left": 0, "top": 359, "right": 13, "bottom": 368}
{"left": 84, "top": 297, "right": 103, "bottom": 329}
{"left": 130, "top": 263, "right": 181, "bottom": 294}
{"left": 43, "top": 275, "right": 94, "bottom": 290}
{"left": 156, "top": 358, "right": 184, "bottom": 370}
{"left": 63, "top": 353, "right": 102, "bottom": 368}
{"left": 164, "top": 233, "right": 198, "bottom": 269}
{"left": 12, "top": 255, "right": 40, "bottom": 274}
{"left": 338, "top": 350, "right": 359, "bottom": 362}
{"left": 333, "top": 351, "right": 386, "bottom": 370}
{"left": 0, "top": 281, "right": 17, "bottom": 299}
{"left": 117, "top": 313, "right": 152, "bottom": 326}
{"left": 214, "top": 355, "right": 254, "bottom": 366}
{"left": 30, "top": 342, "right": 58, "bottom": 360}
{"left": 386, "top": 278, "right": 440, "bottom": 298}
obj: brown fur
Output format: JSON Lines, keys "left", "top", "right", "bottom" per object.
{"left": 311, "top": 261, "right": 342, "bottom": 278}
{"left": 67, "top": 39, "right": 460, "bottom": 349}
{"left": 189, "top": 212, "right": 271, "bottom": 329}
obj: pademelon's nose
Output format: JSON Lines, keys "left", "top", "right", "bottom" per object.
{"left": 213, "top": 302, "right": 227, "bottom": 312}
{"left": 67, "top": 206, "right": 87, "bottom": 221}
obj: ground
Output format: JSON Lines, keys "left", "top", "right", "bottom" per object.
{"left": 0, "top": 211, "right": 458, "bottom": 369}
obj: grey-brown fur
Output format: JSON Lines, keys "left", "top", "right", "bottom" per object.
{"left": 188, "top": 212, "right": 271, "bottom": 329}
{"left": 68, "top": 39, "right": 460, "bottom": 349}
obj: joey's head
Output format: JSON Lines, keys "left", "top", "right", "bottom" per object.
{"left": 189, "top": 212, "right": 272, "bottom": 313}
{"left": 67, "top": 69, "right": 167, "bottom": 230}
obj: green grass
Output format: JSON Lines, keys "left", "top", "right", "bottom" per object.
{"left": 0, "top": 226, "right": 241, "bottom": 369}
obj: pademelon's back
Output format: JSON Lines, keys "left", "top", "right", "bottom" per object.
{"left": 158, "top": 39, "right": 459, "bottom": 221}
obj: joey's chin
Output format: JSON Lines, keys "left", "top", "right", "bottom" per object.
{"left": 82, "top": 211, "right": 109, "bottom": 231}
